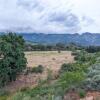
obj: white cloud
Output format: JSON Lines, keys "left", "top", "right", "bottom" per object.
{"left": 0, "top": 0, "right": 100, "bottom": 33}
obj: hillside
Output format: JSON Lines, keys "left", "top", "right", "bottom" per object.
{"left": 0, "top": 32, "right": 100, "bottom": 46}
{"left": 21, "top": 32, "right": 100, "bottom": 46}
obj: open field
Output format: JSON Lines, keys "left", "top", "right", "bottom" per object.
{"left": 25, "top": 51, "right": 74, "bottom": 71}
{"left": 4, "top": 51, "right": 74, "bottom": 92}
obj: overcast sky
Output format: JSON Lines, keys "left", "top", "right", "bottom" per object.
{"left": 0, "top": 0, "right": 100, "bottom": 33}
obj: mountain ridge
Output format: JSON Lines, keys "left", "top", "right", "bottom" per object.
{"left": 0, "top": 32, "right": 100, "bottom": 46}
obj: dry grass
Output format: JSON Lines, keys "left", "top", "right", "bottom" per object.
{"left": 26, "top": 51, "right": 74, "bottom": 70}
{"left": 4, "top": 51, "right": 74, "bottom": 92}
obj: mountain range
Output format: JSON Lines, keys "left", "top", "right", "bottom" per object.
{"left": 21, "top": 32, "right": 100, "bottom": 46}
{"left": 0, "top": 32, "right": 100, "bottom": 46}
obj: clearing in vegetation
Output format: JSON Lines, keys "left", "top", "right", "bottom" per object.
{"left": 4, "top": 51, "right": 74, "bottom": 92}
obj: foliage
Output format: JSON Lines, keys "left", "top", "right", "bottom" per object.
{"left": 85, "top": 46, "right": 100, "bottom": 53}
{"left": 20, "top": 87, "right": 30, "bottom": 92}
{"left": 0, "top": 90, "right": 9, "bottom": 96}
{"left": 46, "top": 69, "right": 53, "bottom": 82}
{"left": 10, "top": 84, "right": 64, "bottom": 100}
{"left": 1, "top": 41, "right": 100, "bottom": 99}
{"left": 74, "top": 50, "right": 97, "bottom": 65}
{"left": 84, "top": 63, "right": 100, "bottom": 91}
{"left": 77, "top": 89, "right": 86, "bottom": 98}
{"left": 9, "top": 71, "right": 85, "bottom": 100}
{"left": 0, "top": 33, "right": 27, "bottom": 87}
{"left": 25, "top": 42, "right": 83, "bottom": 52}
{"left": 60, "top": 62, "right": 89, "bottom": 74}
{"left": 71, "top": 51, "right": 78, "bottom": 56}
{"left": 31, "top": 65, "right": 44, "bottom": 73}
{"left": 58, "top": 72, "right": 85, "bottom": 91}
{"left": 0, "top": 89, "right": 9, "bottom": 100}
{"left": 60, "top": 63, "right": 75, "bottom": 73}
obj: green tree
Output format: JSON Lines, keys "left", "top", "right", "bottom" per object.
{"left": 0, "top": 33, "right": 27, "bottom": 87}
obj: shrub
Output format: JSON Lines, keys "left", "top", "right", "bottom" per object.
{"left": 0, "top": 90, "right": 9, "bottom": 96}
{"left": 58, "top": 72, "right": 85, "bottom": 91}
{"left": 31, "top": 65, "right": 44, "bottom": 73}
{"left": 71, "top": 52, "right": 78, "bottom": 56}
{"left": 60, "top": 63, "right": 74, "bottom": 73}
{"left": 84, "top": 63, "right": 100, "bottom": 91}
{"left": 11, "top": 92, "right": 26, "bottom": 100}
{"left": 78, "top": 89, "right": 86, "bottom": 98}
{"left": 46, "top": 69, "right": 53, "bottom": 81}
{"left": 20, "top": 87, "right": 30, "bottom": 92}
{"left": 60, "top": 62, "right": 89, "bottom": 75}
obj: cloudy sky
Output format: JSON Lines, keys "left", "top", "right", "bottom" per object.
{"left": 0, "top": 0, "right": 100, "bottom": 33}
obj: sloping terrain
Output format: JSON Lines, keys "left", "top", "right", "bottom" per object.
{"left": 21, "top": 33, "right": 100, "bottom": 46}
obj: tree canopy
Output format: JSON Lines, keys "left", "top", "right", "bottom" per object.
{"left": 0, "top": 33, "right": 27, "bottom": 87}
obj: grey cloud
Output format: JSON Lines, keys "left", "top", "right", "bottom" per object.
{"left": 49, "top": 12, "right": 80, "bottom": 26}
{"left": 82, "top": 16, "right": 95, "bottom": 26}
{"left": 49, "top": 12, "right": 68, "bottom": 22}
{"left": 64, "top": 14, "right": 79, "bottom": 27}
{"left": 0, "top": 0, "right": 99, "bottom": 33}
{"left": 47, "top": 12, "right": 81, "bottom": 33}
{"left": 17, "top": 0, "right": 44, "bottom": 12}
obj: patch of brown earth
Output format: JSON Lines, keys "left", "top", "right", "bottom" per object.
{"left": 64, "top": 91, "right": 100, "bottom": 100}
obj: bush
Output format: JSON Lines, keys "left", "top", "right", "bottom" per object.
{"left": 78, "top": 89, "right": 86, "bottom": 98}
{"left": 0, "top": 90, "right": 9, "bottom": 96}
{"left": 71, "top": 52, "right": 78, "bottom": 56}
{"left": 20, "top": 87, "right": 30, "bottom": 92}
{"left": 60, "top": 63, "right": 74, "bottom": 73}
{"left": 84, "top": 63, "right": 100, "bottom": 91}
{"left": 31, "top": 65, "right": 44, "bottom": 73}
{"left": 47, "top": 69, "right": 53, "bottom": 82}
{"left": 58, "top": 72, "right": 85, "bottom": 91}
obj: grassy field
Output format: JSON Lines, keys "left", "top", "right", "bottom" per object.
{"left": 25, "top": 51, "right": 74, "bottom": 67}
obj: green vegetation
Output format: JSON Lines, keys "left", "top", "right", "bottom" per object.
{"left": 1, "top": 33, "right": 100, "bottom": 99}
{"left": 84, "top": 63, "right": 100, "bottom": 91}
{"left": 31, "top": 65, "right": 44, "bottom": 73}
{"left": 60, "top": 63, "right": 74, "bottom": 73}
{"left": 25, "top": 42, "right": 83, "bottom": 51}
{"left": 0, "top": 33, "right": 27, "bottom": 87}
{"left": 78, "top": 89, "right": 86, "bottom": 98}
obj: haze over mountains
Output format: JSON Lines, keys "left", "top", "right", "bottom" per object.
{"left": 21, "top": 33, "right": 100, "bottom": 46}
{"left": 11, "top": 32, "right": 100, "bottom": 46}
{"left": 0, "top": 32, "right": 100, "bottom": 46}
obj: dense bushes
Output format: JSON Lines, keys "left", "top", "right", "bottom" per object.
{"left": 60, "top": 63, "right": 74, "bottom": 73}
{"left": 60, "top": 62, "right": 89, "bottom": 74}
{"left": 25, "top": 42, "right": 83, "bottom": 51}
{"left": 58, "top": 72, "right": 85, "bottom": 91}
{"left": 0, "top": 33, "right": 27, "bottom": 87}
{"left": 85, "top": 46, "right": 100, "bottom": 53}
{"left": 31, "top": 65, "right": 44, "bottom": 73}
{"left": 84, "top": 63, "right": 100, "bottom": 91}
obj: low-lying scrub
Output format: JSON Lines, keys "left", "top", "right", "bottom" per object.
{"left": 31, "top": 65, "right": 44, "bottom": 73}
{"left": 84, "top": 63, "right": 100, "bottom": 91}
{"left": 2, "top": 49, "right": 100, "bottom": 100}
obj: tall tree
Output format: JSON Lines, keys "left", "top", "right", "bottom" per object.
{"left": 0, "top": 33, "right": 27, "bottom": 87}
